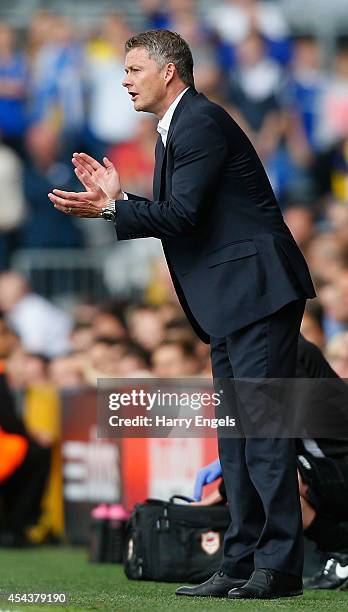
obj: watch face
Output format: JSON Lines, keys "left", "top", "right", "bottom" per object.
{"left": 102, "top": 209, "right": 116, "bottom": 222}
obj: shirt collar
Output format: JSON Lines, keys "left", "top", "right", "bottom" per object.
{"left": 157, "top": 87, "right": 189, "bottom": 144}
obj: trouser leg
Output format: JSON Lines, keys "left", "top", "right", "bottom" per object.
{"left": 211, "top": 300, "right": 305, "bottom": 578}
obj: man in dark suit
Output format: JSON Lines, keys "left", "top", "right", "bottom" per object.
{"left": 48, "top": 29, "right": 315, "bottom": 599}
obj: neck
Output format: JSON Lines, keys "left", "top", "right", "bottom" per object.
{"left": 156, "top": 85, "right": 189, "bottom": 119}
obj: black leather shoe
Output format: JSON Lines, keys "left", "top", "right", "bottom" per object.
{"left": 175, "top": 570, "right": 247, "bottom": 597}
{"left": 305, "top": 552, "right": 348, "bottom": 590}
{"left": 228, "top": 568, "right": 303, "bottom": 599}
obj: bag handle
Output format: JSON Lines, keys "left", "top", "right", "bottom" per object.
{"left": 169, "top": 494, "right": 194, "bottom": 504}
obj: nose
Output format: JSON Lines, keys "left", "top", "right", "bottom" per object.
{"left": 122, "top": 75, "right": 131, "bottom": 88}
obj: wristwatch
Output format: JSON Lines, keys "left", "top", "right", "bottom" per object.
{"left": 101, "top": 200, "right": 117, "bottom": 222}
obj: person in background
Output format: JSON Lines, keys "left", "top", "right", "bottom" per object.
{"left": 227, "top": 30, "right": 283, "bottom": 146}
{"left": 152, "top": 338, "right": 201, "bottom": 377}
{"left": 28, "top": 13, "right": 84, "bottom": 152}
{"left": 316, "top": 36, "right": 348, "bottom": 151}
{"left": 19, "top": 122, "right": 83, "bottom": 249}
{"left": 206, "top": 0, "right": 291, "bottom": 68}
{"left": 84, "top": 14, "right": 140, "bottom": 160}
{"left": 0, "top": 139, "right": 26, "bottom": 270}
{"left": 0, "top": 22, "right": 29, "bottom": 156}
{"left": 0, "top": 272, "right": 72, "bottom": 358}
{"left": 283, "top": 204, "right": 315, "bottom": 251}
{"left": 285, "top": 34, "right": 326, "bottom": 154}
{"left": 48, "top": 354, "right": 85, "bottom": 389}
{"left": 0, "top": 366, "right": 51, "bottom": 547}
{"left": 325, "top": 332, "right": 348, "bottom": 379}
{"left": 127, "top": 304, "right": 165, "bottom": 353}
{"left": 91, "top": 307, "right": 128, "bottom": 342}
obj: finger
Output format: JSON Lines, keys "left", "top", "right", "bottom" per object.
{"left": 72, "top": 156, "right": 92, "bottom": 171}
{"left": 103, "top": 156, "right": 114, "bottom": 169}
{"left": 48, "top": 193, "right": 82, "bottom": 208}
{"left": 53, "top": 203, "right": 78, "bottom": 215}
{"left": 75, "top": 168, "right": 93, "bottom": 189}
{"left": 52, "top": 189, "right": 93, "bottom": 201}
{"left": 73, "top": 152, "right": 103, "bottom": 171}
{"left": 72, "top": 156, "right": 95, "bottom": 175}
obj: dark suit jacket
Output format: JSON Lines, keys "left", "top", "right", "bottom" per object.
{"left": 115, "top": 87, "right": 315, "bottom": 343}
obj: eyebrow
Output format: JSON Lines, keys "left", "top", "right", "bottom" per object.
{"left": 125, "top": 64, "right": 142, "bottom": 72}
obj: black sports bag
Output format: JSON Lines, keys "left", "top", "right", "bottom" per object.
{"left": 124, "top": 495, "right": 230, "bottom": 583}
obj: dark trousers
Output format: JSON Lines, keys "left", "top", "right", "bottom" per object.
{"left": 210, "top": 299, "right": 305, "bottom": 579}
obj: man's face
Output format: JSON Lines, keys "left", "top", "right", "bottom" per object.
{"left": 122, "top": 47, "right": 167, "bottom": 115}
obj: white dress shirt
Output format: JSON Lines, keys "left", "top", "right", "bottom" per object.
{"left": 157, "top": 87, "right": 190, "bottom": 146}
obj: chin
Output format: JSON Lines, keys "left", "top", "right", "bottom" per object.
{"left": 134, "top": 100, "right": 151, "bottom": 113}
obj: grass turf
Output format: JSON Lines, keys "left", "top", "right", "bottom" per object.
{"left": 0, "top": 547, "right": 347, "bottom": 611}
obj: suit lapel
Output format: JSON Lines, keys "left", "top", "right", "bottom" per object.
{"left": 153, "top": 136, "right": 165, "bottom": 200}
{"left": 166, "top": 87, "right": 198, "bottom": 148}
{"left": 153, "top": 87, "right": 198, "bottom": 200}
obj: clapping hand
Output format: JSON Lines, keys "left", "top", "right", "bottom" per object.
{"left": 48, "top": 153, "right": 123, "bottom": 218}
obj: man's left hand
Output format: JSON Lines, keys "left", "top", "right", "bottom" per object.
{"left": 48, "top": 188, "right": 109, "bottom": 218}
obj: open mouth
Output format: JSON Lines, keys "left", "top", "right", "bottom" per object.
{"left": 129, "top": 92, "right": 139, "bottom": 101}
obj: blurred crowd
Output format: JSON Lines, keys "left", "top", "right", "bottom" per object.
{"left": 0, "top": 267, "right": 211, "bottom": 389}
{"left": 0, "top": 0, "right": 348, "bottom": 376}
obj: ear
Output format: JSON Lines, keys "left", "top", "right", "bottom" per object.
{"left": 164, "top": 62, "right": 176, "bottom": 84}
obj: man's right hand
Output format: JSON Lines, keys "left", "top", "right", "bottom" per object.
{"left": 72, "top": 152, "right": 123, "bottom": 201}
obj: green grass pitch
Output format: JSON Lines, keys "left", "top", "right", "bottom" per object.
{"left": 0, "top": 547, "right": 347, "bottom": 611}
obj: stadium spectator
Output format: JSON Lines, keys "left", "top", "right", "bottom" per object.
{"left": 326, "top": 332, "right": 348, "bottom": 377}
{"left": 0, "top": 367, "right": 51, "bottom": 547}
{"left": 0, "top": 316, "right": 19, "bottom": 359}
{"left": 285, "top": 34, "right": 326, "bottom": 153}
{"left": 20, "top": 353, "right": 50, "bottom": 388}
{"left": 313, "top": 136, "right": 348, "bottom": 202}
{"left": 82, "top": 337, "right": 125, "bottom": 383}
{"left": 206, "top": 0, "right": 291, "bottom": 69}
{"left": 152, "top": 339, "right": 200, "bottom": 377}
{"left": 228, "top": 30, "right": 283, "bottom": 136}
{"left": 84, "top": 14, "right": 140, "bottom": 159}
{"left": 0, "top": 22, "right": 29, "bottom": 155}
{"left": 69, "top": 322, "right": 95, "bottom": 353}
{"left": 28, "top": 14, "right": 84, "bottom": 148}
{"left": 283, "top": 204, "right": 315, "bottom": 250}
{"left": 0, "top": 272, "right": 72, "bottom": 357}
{"left": 316, "top": 269, "right": 348, "bottom": 343}
{"left": 127, "top": 304, "right": 165, "bottom": 352}
{"left": 316, "top": 36, "right": 348, "bottom": 150}
{"left": 49, "top": 354, "right": 85, "bottom": 389}
{"left": 92, "top": 308, "right": 128, "bottom": 342}
{"left": 19, "top": 122, "right": 83, "bottom": 249}
{"left": 0, "top": 141, "right": 26, "bottom": 269}
{"left": 306, "top": 233, "right": 348, "bottom": 284}
{"left": 116, "top": 340, "right": 152, "bottom": 376}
